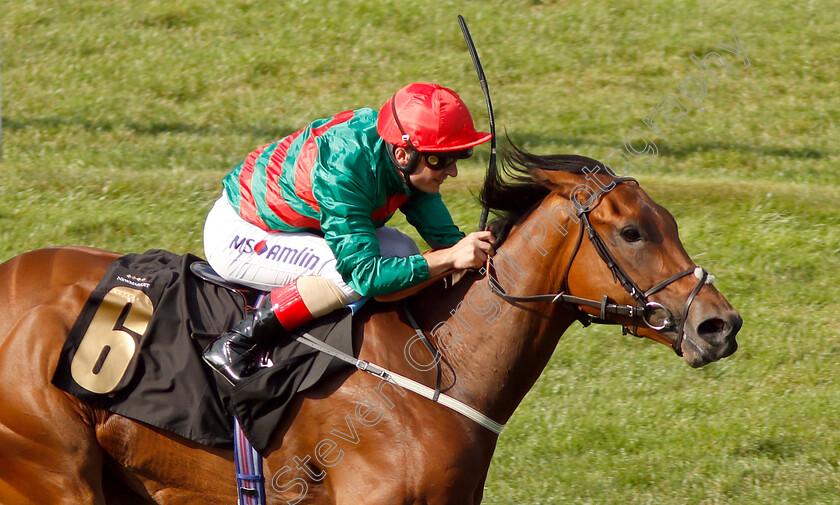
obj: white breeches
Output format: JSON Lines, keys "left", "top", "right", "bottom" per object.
{"left": 202, "top": 193, "right": 421, "bottom": 305}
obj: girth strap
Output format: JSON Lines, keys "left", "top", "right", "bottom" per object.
{"left": 402, "top": 305, "right": 443, "bottom": 402}
{"left": 233, "top": 418, "right": 266, "bottom": 505}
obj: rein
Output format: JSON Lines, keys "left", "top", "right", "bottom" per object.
{"left": 487, "top": 177, "right": 715, "bottom": 356}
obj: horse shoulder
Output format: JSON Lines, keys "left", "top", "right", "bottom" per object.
{"left": 0, "top": 246, "right": 122, "bottom": 503}
{"left": 281, "top": 304, "right": 494, "bottom": 503}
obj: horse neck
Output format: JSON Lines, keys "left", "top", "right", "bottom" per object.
{"left": 431, "top": 210, "right": 579, "bottom": 424}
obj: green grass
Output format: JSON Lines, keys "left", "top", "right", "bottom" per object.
{"left": 3, "top": 0, "right": 839, "bottom": 503}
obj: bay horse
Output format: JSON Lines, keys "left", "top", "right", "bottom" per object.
{"left": 0, "top": 148, "right": 740, "bottom": 504}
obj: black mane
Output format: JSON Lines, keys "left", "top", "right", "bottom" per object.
{"left": 478, "top": 143, "right": 606, "bottom": 242}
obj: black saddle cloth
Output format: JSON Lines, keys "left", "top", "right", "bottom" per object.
{"left": 51, "top": 249, "right": 354, "bottom": 452}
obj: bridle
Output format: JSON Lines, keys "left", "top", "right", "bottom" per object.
{"left": 487, "top": 177, "right": 715, "bottom": 356}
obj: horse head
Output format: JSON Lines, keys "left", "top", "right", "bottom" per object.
{"left": 482, "top": 146, "right": 741, "bottom": 368}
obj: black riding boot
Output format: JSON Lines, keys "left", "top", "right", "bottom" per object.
{"left": 202, "top": 308, "right": 285, "bottom": 386}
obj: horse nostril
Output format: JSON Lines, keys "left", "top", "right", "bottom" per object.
{"left": 693, "top": 314, "right": 740, "bottom": 360}
{"left": 697, "top": 317, "right": 731, "bottom": 338}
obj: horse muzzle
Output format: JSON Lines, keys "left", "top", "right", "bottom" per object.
{"left": 680, "top": 308, "right": 742, "bottom": 368}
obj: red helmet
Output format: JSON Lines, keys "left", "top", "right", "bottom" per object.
{"left": 377, "top": 82, "right": 492, "bottom": 152}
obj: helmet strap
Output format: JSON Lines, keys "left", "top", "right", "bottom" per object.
{"left": 386, "top": 143, "right": 419, "bottom": 192}
{"left": 389, "top": 95, "right": 421, "bottom": 175}
{"left": 386, "top": 142, "right": 420, "bottom": 177}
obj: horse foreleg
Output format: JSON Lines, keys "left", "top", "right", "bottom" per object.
{"left": 0, "top": 281, "right": 122, "bottom": 505}
{"left": 0, "top": 359, "right": 108, "bottom": 502}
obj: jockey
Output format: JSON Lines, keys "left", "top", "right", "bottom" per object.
{"left": 202, "top": 82, "right": 495, "bottom": 385}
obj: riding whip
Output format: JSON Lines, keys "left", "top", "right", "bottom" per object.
{"left": 457, "top": 14, "right": 497, "bottom": 231}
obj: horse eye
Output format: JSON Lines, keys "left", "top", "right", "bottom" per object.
{"left": 621, "top": 226, "right": 642, "bottom": 242}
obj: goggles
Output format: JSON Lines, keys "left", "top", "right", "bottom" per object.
{"left": 422, "top": 148, "right": 474, "bottom": 170}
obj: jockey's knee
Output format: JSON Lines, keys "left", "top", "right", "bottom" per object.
{"left": 295, "top": 276, "right": 352, "bottom": 318}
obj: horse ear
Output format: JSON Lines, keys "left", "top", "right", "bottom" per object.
{"left": 529, "top": 168, "right": 581, "bottom": 194}
{"left": 530, "top": 168, "right": 605, "bottom": 209}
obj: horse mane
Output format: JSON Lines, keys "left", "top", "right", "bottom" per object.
{"left": 478, "top": 142, "right": 607, "bottom": 242}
